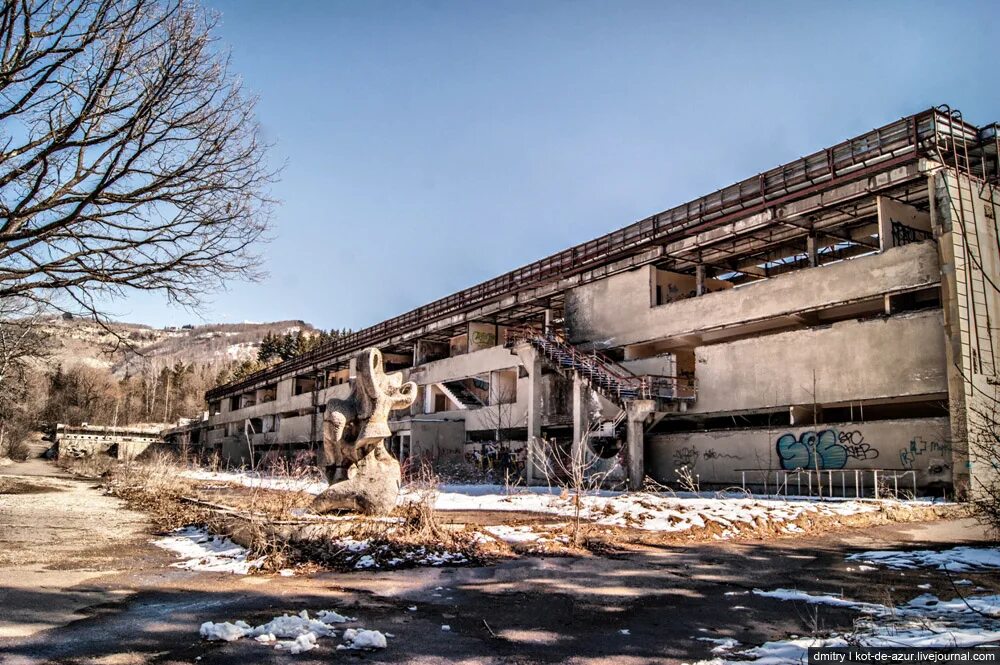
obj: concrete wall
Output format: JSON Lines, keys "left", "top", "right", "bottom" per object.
{"left": 652, "top": 268, "right": 732, "bottom": 304}
{"left": 935, "top": 169, "right": 1000, "bottom": 495}
{"left": 56, "top": 430, "right": 160, "bottom": 460}
{"left": 409, "top": 345, "right": 518, "bottom": 386}
{"left": 408, "top": 420, "right": 466, "bottom": 459}
{"left": 620, "top": 355, "right": 676, "bottom": 377}
{"left": 565, "top": 240, "right": 941, "bottom": 349}
{"left": 690, "top": 309, "right": 947, "bottom": 414}
{"left": 647, "top": 417, "right": 951, "bottom": 490}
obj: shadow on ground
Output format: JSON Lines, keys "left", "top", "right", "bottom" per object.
{"left": 1, "top": 518, "right": 995, "bottom": 665}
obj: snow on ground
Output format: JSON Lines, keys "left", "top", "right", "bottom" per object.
{"left": 339, "top": 628, "right": 388, "bottom": 650}
{"left": 751, "top": 588, "right": 884, "bottom": 612}
{"left": 694, "top": 589, "right": 1000, "bottom": 664}
{"left": 344, "top": 538, "right": 470, "bottom": 570}
{"left": 425, "top": 485, "right": 936, "bottom": 535}
{"left": 200, "top": 609, "right": 385, "bottom": 654}
{"left": 183, "top": 470, "right": 937, "bottom": 538}
{"left": 182, "top": 469, "right": 329, "bottom": 495}
{"left": 483, "top": 524, "right": 571, "bottom": 550}
{"left": 846, "top": 545, "right": 1000, "bottom": 572}
{"left": 696, "top": 637, "right": 741, "bottom": 654}
{"left": 152, "top": 526, "right": 264, "bottom": 575}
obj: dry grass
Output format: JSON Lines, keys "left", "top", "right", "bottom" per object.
{"left": 91, "top": 453, "right": 964, "bottom": 572}
{"left": 57, "top": 454, "right": 117, "bottom": 479}
{"left": 93, "top": 453, "right": 492, "bottom": 573}
{"left": 103, "top": 452, "right": 210, "bottom": 530}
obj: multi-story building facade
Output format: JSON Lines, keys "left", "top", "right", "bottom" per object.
{"left": 168, "top": 106, "right": 1000, "bottom": 497}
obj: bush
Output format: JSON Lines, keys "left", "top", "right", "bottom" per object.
{"left": 5, "top": 438, "right": 29, "bottom": 462}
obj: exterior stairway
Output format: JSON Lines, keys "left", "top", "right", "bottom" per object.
{"left": 506, "top": 327, "right": 695, "bottom": 410}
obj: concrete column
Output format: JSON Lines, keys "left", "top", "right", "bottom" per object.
{"left": 624, "top": 400, "right": 655, "bottom": 490}
{"left": 807, "top": 234, "right": 818, "bottom": 267}
{"left": 571, "top": 375, "right": 588, "bottom": 471}
{"left": 695, "top": 265, "right": 706, "bottom": 296}
{"left": 514, "top": 343, "right": 543, "bottom": 485}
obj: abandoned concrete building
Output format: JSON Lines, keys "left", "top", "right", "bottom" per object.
{"left": 55, "top": 424, "right": 162, "bottom": 460}
{"left": 168, "top": 106, "right": 1000, "bottom": 497}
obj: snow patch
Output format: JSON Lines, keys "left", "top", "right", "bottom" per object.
{"left": 846, "top": 546, "right": 1000, "bottom": 572}
{"left": 153, "top": 527, "right": 263, "bottom": 575}
{"left": 339, "top": 628, "right": 388, "bottom": 650}
{"left": 752, "top": 588, "right": 884, "bottom": 612}
{"left": 694, "top": 590, "right": 1000, "bottom": 664}
{"left": 199, "top": 609, "right": 379, "bottom": 654}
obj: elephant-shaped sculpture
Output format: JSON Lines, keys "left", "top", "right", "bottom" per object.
{"left": 312, "top": 348, "right": 416, "bottom": 515}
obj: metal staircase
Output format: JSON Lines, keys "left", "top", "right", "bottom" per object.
{"left": 506, "top": 327, "right": 696, "bottom": 410}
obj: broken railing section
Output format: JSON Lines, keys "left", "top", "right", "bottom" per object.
{"left": 504, "top": 326, "right": 696, "bottom": 409}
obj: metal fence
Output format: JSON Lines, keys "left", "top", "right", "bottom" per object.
{"left": 736, "top": 468, "right": 918, "bottom": 499}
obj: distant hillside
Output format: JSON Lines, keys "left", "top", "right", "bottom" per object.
{"left": 38, "top": 316, "right": 318, "bottom": 375}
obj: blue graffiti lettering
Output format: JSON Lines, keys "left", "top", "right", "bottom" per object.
{"left": 776, "top": 430, "right": 848, "bottom": 470}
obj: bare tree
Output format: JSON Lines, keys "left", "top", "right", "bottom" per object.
{"left": 475, "top": 384, "right": 523, "bottom": 483}
{"left": 0, "top": 297, "right": 48, "bottom": 458}
{"left": 0, "top": 0, "right": 275, "bottom": 317}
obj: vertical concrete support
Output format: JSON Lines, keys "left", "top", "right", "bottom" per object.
{"left": 695, "top": 265, "right": 706, "bottom": 296}
{"left": 934, "top": 170, "right": 971, "bottom": 494}
{"left": 807, "top": 234, "right": 818, "bottom": 268}
{"left": 514, "top": 343, "right": 543, "bottom": 485}
{"left": 625, "top": 400, "right": 655, "bottom": 490}
{"left": 571, "top": 375, "right": 588, "bottom": 470}
{"left": 933, "top": 169, "right": 1000, "bottom": 497}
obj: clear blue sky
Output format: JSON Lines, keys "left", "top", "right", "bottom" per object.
{"left": 111, "top": 0, "right": 999, "bottom": 329}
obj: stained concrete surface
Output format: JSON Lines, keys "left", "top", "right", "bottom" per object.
{"left": 0, "top": 453, "right": 995, "bottom": 664}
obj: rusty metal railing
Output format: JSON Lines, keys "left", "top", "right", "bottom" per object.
{"left": 505, "top": 326, "right": 696, "bottom": 405}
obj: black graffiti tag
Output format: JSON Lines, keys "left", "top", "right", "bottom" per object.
{"left": 837, "top": 430, "right": 880, "bottom": 461}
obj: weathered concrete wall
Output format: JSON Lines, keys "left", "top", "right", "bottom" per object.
{"left": 652, "top": 268, "right": 732, "bottom": 304}
{"left": 648, "top": 417, "right": 951, "bottom": 490}
{"left": 935, "top": 169, "right": 1000, "bottom": 495}
{"left": 565, "top": 241, "right": 941, "bottom": 349}
{"left": 409, "top": 345, "right": 518, "bottom": 386}
{"left": 690, "top": 309, "right": 947, "bottom": 414}
{"left": 620, "top": 355, "right": 676, "bottom": 377}
{"left": 409, "top": 420, "right": 466, "bottom": 459}
{"left": 56, "top": 428, "right": 161, "bottom": 460}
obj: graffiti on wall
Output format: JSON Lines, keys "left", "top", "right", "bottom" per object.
{"left": 671, "top": 446, "right": 742, "bottom": 471}
{"left": 672, "top": 446, "right": 700, "bottom": 469}
{"left": 776, "top": 429, "right": 880, "bottom": 471}
{"left": 899, "top": 437, "right": 951, "bottom": 474}
{"left": 703, "top": 448, "right": 742, "bottom": 461}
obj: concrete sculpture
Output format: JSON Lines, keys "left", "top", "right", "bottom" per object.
{"left": 312, "top": 348, "right": 417, "bottom": 515}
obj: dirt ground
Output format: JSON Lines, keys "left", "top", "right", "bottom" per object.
{"left": 0, "top": 453, "right": 996, "bottom": 665}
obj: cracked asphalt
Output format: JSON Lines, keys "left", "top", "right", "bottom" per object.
{"left": 0, "top": 453, "right": 994, "bottom": 664}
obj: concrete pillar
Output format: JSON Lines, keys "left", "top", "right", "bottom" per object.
{"left": 807, "top": 234, "right": 818, "bottom": 267}
{"left": 695, "top": 265, "right": 706, "bottom": 296}
{"left": 624, "top": 400, "right": 655, "bottom": 490}
{"left": 571, "top": 375, "right": 588, "bottom": 471}
{"left": 515, "top": 343, "right": 543, "bottom": 484}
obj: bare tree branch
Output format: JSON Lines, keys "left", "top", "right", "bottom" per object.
{"left": 0, "top": 0, "right": 276, "bottom": 318}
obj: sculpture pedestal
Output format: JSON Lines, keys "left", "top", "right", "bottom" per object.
{"left": 311, "top": 445, "right": 401, "bottom": 516}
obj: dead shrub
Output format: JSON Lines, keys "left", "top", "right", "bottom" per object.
{"left": 57, "top": 453, "right": 116, "bottom": 478}
{"left": 4, "top": 438, "right": 30, "bottom": 462}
